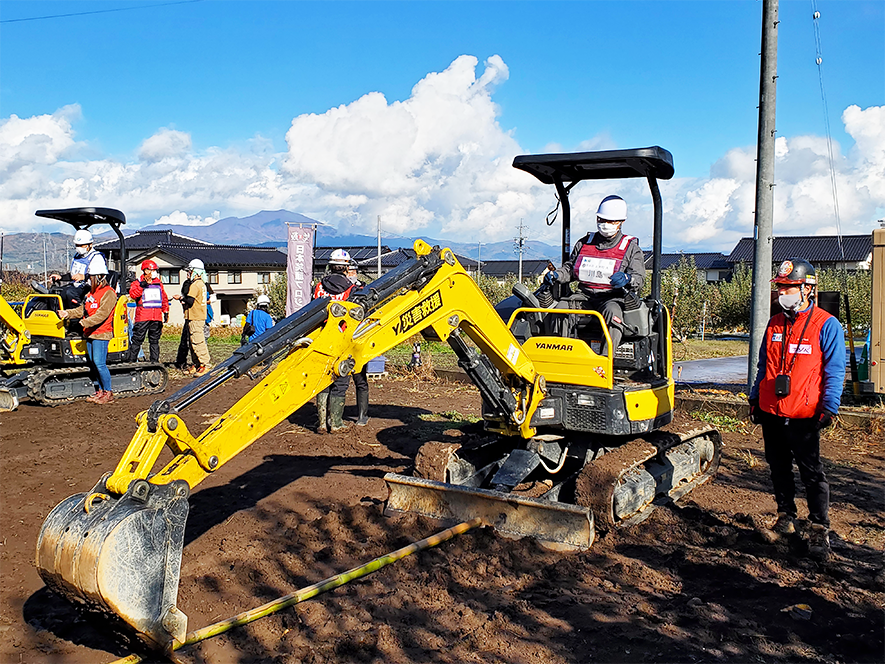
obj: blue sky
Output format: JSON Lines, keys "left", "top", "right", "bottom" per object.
{"left": 1, "top": 0, "right": 883, "bottom": 252}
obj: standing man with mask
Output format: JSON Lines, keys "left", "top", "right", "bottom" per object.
{"left": 50, "top": 229, "right": 109, "bottom": 307}
{"left": 172, "top": 259, "right": 211, "bottom": 376}
{"left": 127, "top": 259, "right": 168, "bottom": 363}
{"left": 345, "top": 260, "right": 370, "bottom": 426}
{"left": 313, "top": 249, "right": 357, "bottom": 432}
{"left": 748, "top": 258, "right": 845, "bottom": 560}
{"left": 545, "top": 195, "right": 645, "bottom": 352}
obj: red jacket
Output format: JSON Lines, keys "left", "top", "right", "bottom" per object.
{"left": 759, "top": 306, "right": 832, "bottom": 419}
{"left": 129, "top": 276, "right": 169, "bottom": 322}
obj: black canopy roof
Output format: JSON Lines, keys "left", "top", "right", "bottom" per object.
{"left": 35, "top": 207, "right": 126, "bottom": 228}
{"left": 512, "top": 147, "right": 674, "bottom": 184}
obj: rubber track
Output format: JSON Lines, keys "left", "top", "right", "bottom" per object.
{"left": 575, "top": 425, "right": 721, "bottom": 530}
{"left": 26, "top": 363, "right": 169, "bottom": 407}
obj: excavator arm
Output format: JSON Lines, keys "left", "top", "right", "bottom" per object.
{"left": 36, "top": 242, "right": 547, "bottom": 650}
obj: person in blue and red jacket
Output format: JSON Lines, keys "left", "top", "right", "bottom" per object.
{"left": 749, "top": 258, "right": 845, "bottom": 561}
{"left": 127, "top": 259, "right": 169, "bottom": 363}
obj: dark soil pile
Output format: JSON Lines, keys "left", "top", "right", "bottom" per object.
{"left": 1, "top": 373, "right": 882, "bottom": 663}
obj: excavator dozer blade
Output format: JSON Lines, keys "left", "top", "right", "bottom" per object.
{"left": 384, "top": 473, "right": 595, "bottom": 551}
{"left": 36, "top": 476, "right": 190, "bottom": 649}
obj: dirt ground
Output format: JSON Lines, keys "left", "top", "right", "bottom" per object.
{"left": 1, "top": 372, "right": 883, "bottom": 664}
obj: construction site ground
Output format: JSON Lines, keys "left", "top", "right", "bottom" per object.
{"left": 1, "top": 372, "right": 883, "bottom": 664}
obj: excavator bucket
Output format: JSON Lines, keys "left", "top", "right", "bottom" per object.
{"left": 384, "top": 473, "right": 595, "bottom": 551}
{"left": 0, "top": 386, "right": 18, "bottom": 412}
{"left": 36, "top": 476, "right": 190, "bottom": 649}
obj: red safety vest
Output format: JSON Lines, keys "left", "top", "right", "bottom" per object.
{"left": 83, "top": 285, "right": 116, "bottom": 337}
{"left": 759, "top": 305, "right": 832, "bottom": 419}
{"left": 313, "top": 281, "right": 354, "bottom": 301}
{"left": 572, "top": 235, "right": 636, "bottom": 291}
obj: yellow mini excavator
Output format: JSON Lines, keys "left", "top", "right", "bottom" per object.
{"left": 0, "top": 208, "right": 167, "bottom": 411}
{"left": 36, "top": 148, "right": 720, "bottom": 651}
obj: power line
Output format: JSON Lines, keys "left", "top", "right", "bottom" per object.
{"left": 811, "top": 1, "right": 844, "bottom": 261}
{"left": 0, "top": 0, "right": 203, "bottom": 24}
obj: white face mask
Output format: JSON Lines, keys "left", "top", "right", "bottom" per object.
{"left": 778, "top": 291, "right": 803, "bottom": 312}
{"left": 597, "top": 222, "right": 620, "bottom": 238}
{"left": 75, "top": 245, "right": 89, "bottom": 256}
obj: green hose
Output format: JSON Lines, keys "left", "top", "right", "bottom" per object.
{"left": 109, "top": 517, "right": 482, "bottom": 664}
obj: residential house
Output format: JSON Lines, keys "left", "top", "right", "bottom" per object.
{"left": 644, "top": 251, "right": 732, "bottom": 283}
{"left": 726, "top": 235, "right": 873, "bottom": 271}
{"left": 94, "top": 229, "right": 211, "bottom": 273}
{"left": 477, "top": 259, "right": 551, "bottom": 283}
{"left": 128, "top": 243, "right": 287, "bottom": 326}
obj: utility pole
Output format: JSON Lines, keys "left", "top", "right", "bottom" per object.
{"left": 748, "top": 0, "right": 779, "bottom": 390}
{"left": 514, "top": 218, "right": 527, "bottom": 284}
{"left": 43, "top": 235, "right": 48, "bottom": 285}
{"left": 477, "top": 242, "right": 483, "bottom": 281}
{"left": 377, "top": 215, "right": 382, "bottom": 279}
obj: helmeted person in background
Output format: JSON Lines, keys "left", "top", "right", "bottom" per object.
{"left": 312, "top": 249, "right": 362, "bottom": 432}
{"left": 545, "top": 195, "right": 645, "bottom": 352}
{"left": 345, "top": 259, "right": 370, "bottom": 426}
{"left": 172, "top": 259, "right": 211, "bottom": 376}
{"left": 242, "top": 294, "right": 275, "bottom": 344}
{"left": 748, "top": 258, "right": 845, "bottom": 561}
{"left": 57, "top": 264, "right": 117, "bottom": 404}
{"left": 127, "top": 259, "right": 169, "bottom": 363}
{"left": 50, "top": 229, "right": 109, "bottom": 307}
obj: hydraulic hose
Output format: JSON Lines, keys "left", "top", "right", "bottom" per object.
{"left": 108, "top": 518, "right": 482, "bottom": 664}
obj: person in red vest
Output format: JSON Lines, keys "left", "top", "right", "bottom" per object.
{"left": 749, "top": 258, "right": 846, "bottom": 560}
{"left": 127, "top": 259, "right": 169, "bottom": 363}
{"left": 545, "top": 195, "right": 645, "bottom": 352}
{"left": 58, "top": 264, "right": 118, "bottom": 404}
{"left": 313, "top": 249, "right": 357, "bottom": 432}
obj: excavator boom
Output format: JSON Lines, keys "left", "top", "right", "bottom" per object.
{"left": 37, "top": 242, "right": 549, "bottom": 649}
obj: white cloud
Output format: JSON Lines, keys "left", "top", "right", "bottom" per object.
{"left": 0, "top": 56, "right": 883, "bottom": 254}
{"left": 153, "top": 210, "right": 220, "bottom": 226}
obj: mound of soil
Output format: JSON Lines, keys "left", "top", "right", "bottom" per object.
{"left": 1, "top": 373, "right": 882, "bottom": 663}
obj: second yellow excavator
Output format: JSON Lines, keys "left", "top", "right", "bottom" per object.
{"left": 36, "top": 147, "right": 720, "bottom": 651}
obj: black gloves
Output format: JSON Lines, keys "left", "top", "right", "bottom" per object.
{"left": 818, "top": 411, "right": 835, "bottom": 430}
{"left": 163, "top": 312, "right": 169, "bottom": 323}
{"left": 139, "top": 280, "right": 149, "bottom": 288}
{"left": 748, "top": 397, "right": 761, "bottom": 424}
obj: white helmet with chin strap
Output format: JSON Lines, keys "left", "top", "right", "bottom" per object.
{"left": 329, "top": 249, "right": 351, "bottom": 266}
{"left": 256, "top": 294, "right": 271, "bottom": 306}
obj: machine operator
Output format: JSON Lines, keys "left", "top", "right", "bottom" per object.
{"left": 545, "top": 195, "right": 645, "bottom": 353}
{"left": 50, "top": 230, "right": 109, "bottom": 307}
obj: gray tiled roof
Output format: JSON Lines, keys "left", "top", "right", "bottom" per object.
{"left": 480, "top": 260, "right": 551, "bottom": 277}
{"left": 95, "top": 229, "right": 210, "bottom": 251}
{"left": 643, "top": 251, "right": 730, "bottom": 270}
{"left": 726, "top": 235, "right": 872, "bottom": 263}
{"left": 143, "top": 243, "right": 287, "bottom": 269}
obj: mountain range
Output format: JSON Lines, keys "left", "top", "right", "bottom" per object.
{"left": 1, "top": 210, "right": 560, "bottom": 272}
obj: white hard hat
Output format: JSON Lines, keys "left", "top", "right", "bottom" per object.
{"left": 187, "top": 258, "right": 205, "bottom": 270}
{"left": 73, "top": 229, "right": 94, "bottom": 245}
{"left": 257, "top": 294, "right": 271, "bottom": 306}
{"left": 329, "top": 249, "right": 351, "bottom": 266}
{"left": 597, "top": 195, "right": 627, "bottom": 222}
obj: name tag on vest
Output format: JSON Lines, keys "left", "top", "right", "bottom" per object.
{"left": 143, "top": 288, "right": 162, "bottom": 305}
{"left": 787, "top": 343, "right": 812, "bottom": 354}
{"left": 577, "top": 256, "right": 617, "bottom": 284}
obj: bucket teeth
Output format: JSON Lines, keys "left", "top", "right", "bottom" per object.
{"left": 36, "top": 477, "right": 191, "bottom": 648}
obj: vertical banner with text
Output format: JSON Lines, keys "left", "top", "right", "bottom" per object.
{"left": 286, "top": 224, "right": 315, "bottom": 317}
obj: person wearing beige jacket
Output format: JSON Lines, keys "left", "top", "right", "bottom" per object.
{"left": 172, "top": 259, "right": 211, "bottom": 376}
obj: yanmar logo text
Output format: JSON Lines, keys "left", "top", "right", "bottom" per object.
{"left": 536, "top": 342, "right": 573, "bottom": 351}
